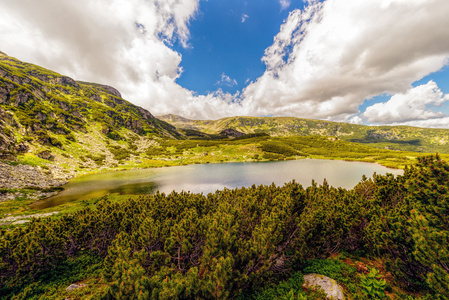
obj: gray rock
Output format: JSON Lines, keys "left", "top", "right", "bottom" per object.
{"left": 0, "top": 86, "right": 8, "bottom": 104}
{"left": 37, "top": 150, "right": 54, "bottom": 161}
{"left": 66, "top": 283, "right": 87, "bottom": 292}
{"left": 303, "top": 273, "right": 345, "bottom": 300}
{"left": 0, "top": 161, "right": 67, "bottom": 191}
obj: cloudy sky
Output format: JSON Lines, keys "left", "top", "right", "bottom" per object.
{"left": 1, "top": 0, "right": 449, "bottom": 128}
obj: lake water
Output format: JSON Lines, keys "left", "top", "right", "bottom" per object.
{"left": 31, "top": 159, "right": 403, "bottom": 209}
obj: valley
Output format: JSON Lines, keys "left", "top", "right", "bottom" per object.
{"left": 1, "top": 52, "right": 449, "bottom": 299}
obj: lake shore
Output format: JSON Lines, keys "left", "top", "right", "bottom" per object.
{"left": 1, "top": 152, "right": 410, "bottom": 203}
{"left": 0, "top": 153, "right": 413, "bottom": 224}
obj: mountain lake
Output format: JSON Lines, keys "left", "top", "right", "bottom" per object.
{"left": 31, "top": 159, "right": 403, "bottom": 209}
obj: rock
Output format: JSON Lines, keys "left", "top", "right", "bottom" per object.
{"left": 58, "top": 76, "right": 79, "bottom": 88}
{"left": 37, "top": 150, "right": 54, "bottom": 161}
{"left": 66, "top": 283, "right": 87, "bottom": 292}
{"left": 15, "top": 92, "right": 30, "bottom": 105}
{"left": 100, "top": 84, "right": 122, "bottom": 98}
{"left": 137, "top": 107, "right": 154, "bottom": 119}
{"left": 219, "top": 128, "right": 245, "bottom": 138}
{"left": 12, "top": 220, "right": 31, "bottom": 225}
{"left": 303, "top": 273, "right": 345, "bottom": 300}
{"left": 0, "top": 86, "right": 9, "bottom": 104}
{"left": 0, "top": 161, "right": 67, "bottom": 191}
{"left": 16, "top": 143, "right": 29, "bottom": 153}
{"left": 89, "top": 93, "right": 102, "bottom": 102}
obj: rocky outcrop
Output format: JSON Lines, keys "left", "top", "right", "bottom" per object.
{"left": 219, "top": 128, "right": 245, "bottom": 138}
{"left": 99, "top": 84, "right": 122, "bottom": 98}
{"left": 0, "top": 86, "right": 8, "bottom": 104}
{"left": 66, "top": 283, "right": 87, "bottom": 292}
{"left": 303, "top": 273, "right": 345, "bottom": 300}
{"left": 137, "top": 107, "right": 154, "bottom": 120}
{"left": 37, "top": 150, "right": 54, "bottom": 161}
{"left": 0, "top": 108, "right": 27, "bottom": 155}
{"left": 0, "top": 51, "right": 181, "bottom": 159}
{"left": 0, "top": 161, "right": 67, "bottom": 190}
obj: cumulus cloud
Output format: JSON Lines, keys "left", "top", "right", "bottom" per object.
{"left": 216, "top": 73, "right": 238, "bottom": 87}
{"left": 390, "top": 117, "right": 449, "bottom": 129}
{"left": 0, "top": 0, "right": 208, "bottom": 116}
{"left": 361, "top": 81, "right": 449, "bottom": 123}
{"left": 242, "top": 0, "right": 449, "bottom": 122}
{"left": 2, "top": 0, "right": 449, "bottom": 125}
{"left": 241, "top": 14, "right": 249, "bottom": 23}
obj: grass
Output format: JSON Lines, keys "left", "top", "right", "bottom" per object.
{"left": 17, "top": 153, "right": 52, "bottom": 167}
{"left": 4, "top": 132, "right": 435, "bottom": 230}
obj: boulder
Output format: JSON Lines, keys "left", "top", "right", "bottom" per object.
{"left": 303, "top": 273, "right": 345, "bottom": 300}
{"left": 37, "top": 150, "right": 54, "bottom": 161}
{"left": 66, "top": 283, "right": 87, "bottom": 292}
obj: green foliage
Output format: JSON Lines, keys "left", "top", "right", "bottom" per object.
{"left": 260, "top": 141, "right": 299, "bottom": 157}
{"left": 301, "top": 259, "right": 357, "bottom": 289}
{"left": 146, "top": 146, "right": 166, "bottom": 157}
{"left": 243, "top": 272, "right": 309, "bottom": 300}
{"left": 103, "top": 232, "right": 150, "bottom": 299}
{"left": 262, "top": 152, "right": 284, "bottom": 160}
{"left": 406, "top": 155, "right": 449, "bottom": 298}
{"left": 1, "top": 156, "right": 447, "bottom": 299}
{"left": 106, "top": 130, "right": 123, "bottom": 141}
{"left": 359, "top": 267, "right": 387, "bottom": 299}
{"left": 108, "top": 145, "right": 131, "bottom": 161}
{"left": 84, "top": 153, "right": 107, "bottom": 166}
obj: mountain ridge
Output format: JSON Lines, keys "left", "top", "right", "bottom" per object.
{"left": 0, "top": 52, "right": 187, "bottom": 178}
{"left": 158, "top": 114, "right": 449, "bottom": 153}
{"left": 1, "top": 51, "right": 449, "bottom": 187}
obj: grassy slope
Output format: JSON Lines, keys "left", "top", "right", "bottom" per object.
{"left": 158, "top": 114, "right": 449, "bottom": 154}
{"left": 1, "top": 52, "right": 448, "bottom": 221}
{"left": 0, "top": 53, "right": 185, "bottom": 176}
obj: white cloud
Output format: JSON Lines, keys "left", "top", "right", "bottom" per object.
{"left": 280, "top": 0, "right": 291, "bottom": 11}
{"left": 0, "top": 0, "right": 204, "bottom": 116}
{"left": 361, "top": 81, "right": 449, "bottom": 123}
{"left": 241, "top": 14, "right": 249, "bottom": 23}
{"left": 348, "top": 115, "right": 363, "bottom": 125}
{"left": 2, "top": 0, "right": 449, "bottom": 124}
{"left": 390, "top": 117, "right": 449, "bottom": 129}
{"left": 216, "top": 73, "right": 238, "bottom": 87}
{"left": 242, "top": 0, "right": 449, "bottom": 122}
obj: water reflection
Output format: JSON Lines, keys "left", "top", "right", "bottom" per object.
{"left": 31, "top": 160, "right": 403, "bottom": 209}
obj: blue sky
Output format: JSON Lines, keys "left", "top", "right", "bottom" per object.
{"left": 173, "top": 0, "right": 306, "bottom": 95}
{"left": 1, "top": 0, "right": 449, "bottom": 127}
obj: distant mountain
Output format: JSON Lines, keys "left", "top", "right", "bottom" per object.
{"left": 0, "top": 52, "right": 184, "bottom": 174}
{"left": 158, "top": 114, "right": 449, "bottom": 153}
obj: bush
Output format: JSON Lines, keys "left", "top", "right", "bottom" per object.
{"left": 0, "top": 156, "right": 447, "bottom": 299}
{"left": 260, "top": 141, "right": 298, "bottom": 157}
{"left": 108, "top": 145, "right": 130, "bottom": 161}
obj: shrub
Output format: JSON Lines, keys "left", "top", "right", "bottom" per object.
{"left": 108, "top": 145, "right": 130, "bottom": 161}
{"left": 260, "top": 141, "right": 298, "bottom": 157}
{"left": 359, "top": 267, "right": 386, "bottom": 299}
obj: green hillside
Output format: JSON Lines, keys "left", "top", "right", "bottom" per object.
{"left": 1, "top": 52, "right": 447, "bottom": 204}
{"left": 0, "top": 52, "right": 185, "bottom": 176}
{"left": 158, "top": 114, "right": 449, "bottom": 153}
{"left": 1, "top": 51, "right": 438, "bottom": 183}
